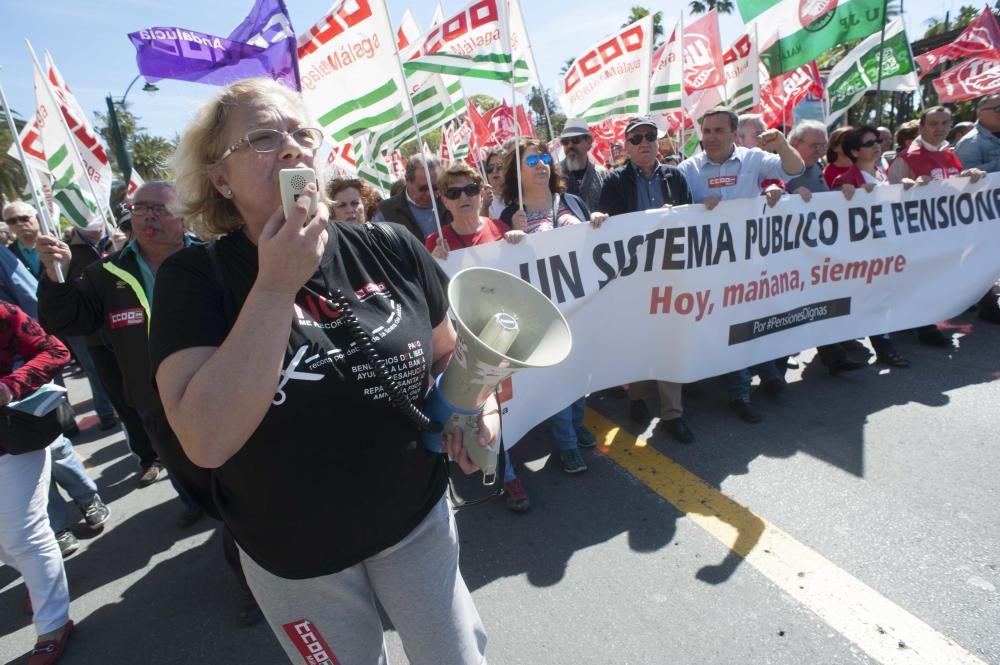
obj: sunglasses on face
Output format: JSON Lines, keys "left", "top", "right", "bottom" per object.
{"left": 443, "top": 183, "right": 482, "bottom": 200}
{"left": 131, "top": 203, "right": 172, "bottom": 217}
{"left": 218, "top": 127, "right": 324, "bottom": 162}
{"left": 525, "top": 152, "right": 553, "bottom": 167}
{"left": 627, "top": 131, "right": 658, "bottom": 146}
{"left": 485, "top": 164, "right": 503, "bottom": 174}
{"left": 561, "top": 136, "right": 585, "bottom": 146}
{"left": 859, "top": 139, "right": 879, "bottom": 148}
{"left": 3, "top": 215, "right": 31, "bottom": 225}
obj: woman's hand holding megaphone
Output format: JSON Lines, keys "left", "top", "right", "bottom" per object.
{"left": 441, "top": 393, "right": 500, "bottom": 475}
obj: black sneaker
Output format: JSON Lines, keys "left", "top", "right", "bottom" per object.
{"left": 54, "top": 530, "right": 79, "bottom": 557}
{"left": 99, "top": 414, "right": 119, "bottom": 430}
{"left": 729, "top": 399, "right": 762, "bottom": 424}
{"left": 79, "top": 496, "right": 111, "bottom": 530}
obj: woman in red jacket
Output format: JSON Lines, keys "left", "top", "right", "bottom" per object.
{"left": 0, "top": 302, "right": 74, "bottom": 664}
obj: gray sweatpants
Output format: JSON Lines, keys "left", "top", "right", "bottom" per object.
{"left": 240, "top": 495, "right": 487, "bottom": 665}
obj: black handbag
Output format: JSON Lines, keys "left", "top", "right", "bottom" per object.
{"left": 0, "top": 400, "right": 76, "bottom": 455}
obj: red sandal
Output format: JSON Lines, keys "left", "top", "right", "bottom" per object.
{"left": 27, "top": 620, "right": 74, "bottom": 665}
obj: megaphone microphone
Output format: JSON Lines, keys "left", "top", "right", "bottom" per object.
{"left": 422, "top": 267, "right": 573, "bottom": 484}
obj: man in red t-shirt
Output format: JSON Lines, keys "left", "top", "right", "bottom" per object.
{"left": 888, "top": 106, "right": 985, "bottom": 184}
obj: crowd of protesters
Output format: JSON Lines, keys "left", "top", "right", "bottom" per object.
{"left": 1, "top": 79, "right": 999, "bottom": 664}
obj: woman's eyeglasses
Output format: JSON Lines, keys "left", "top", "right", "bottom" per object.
{"left": 218, "top": 127, "right": 324, "bottom": 162}
{"left": 627, "top": 131, "right": 658, "bottom": 146}
{"left": 525, "top": 153, "right": 553, "bottom": 167}
{"left": 442, "top": 183, "right": 482, "bottom": 200}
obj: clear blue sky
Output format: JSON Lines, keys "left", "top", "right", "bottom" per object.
{"left": 2, "top": 0, "right": 942, "bottom": 140}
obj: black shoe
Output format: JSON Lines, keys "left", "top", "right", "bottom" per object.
{"left": 762, "top": 378, "right": 785, "bottom": 396}
{"left": 729, "top": 399, "right": 762, "bottom": 424}
{"left": 54, "top": 530, "right": 79, "bottom": 557}
{"left": 99, "top": 414, "right": 119, "bottom": 430}
{"left": 656, "top": 417, "right": 695, "bottom": 444}
{"left": 238, "top": 593, "right": 263, "bottom": 627}
{"left": 918, "top": 327, "right": 952, "bottom": 348}
{"left": 877, "top": 351, "right": 910, "bottom": 368}
{"left": 826, "top": 357, "right": 867, "bottom": 376}
{"left": 79, "top": 496, "right": 111, "bottom": 530}
{"left": 176, "top": 507, "right": 205, "bottom": 529}
{"left": 629, "top": 400, "right": 650, "bottom": 422}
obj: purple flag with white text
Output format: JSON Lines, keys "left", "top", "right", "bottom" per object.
{"left": 128, "top": 0, "right": 300, "bottom": 89}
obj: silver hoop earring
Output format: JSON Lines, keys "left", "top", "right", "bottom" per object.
{"left": 225, "top": 189, "right": 233, "bottom": 199}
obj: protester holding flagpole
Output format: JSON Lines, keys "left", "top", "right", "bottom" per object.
{"left": 153, "top": 77, "right": 491, "bottom": 665}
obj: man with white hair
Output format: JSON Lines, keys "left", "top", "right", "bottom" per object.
{"left": 2, "top": 201, "right": 44, "bottom": 279}
{"left": 736, "top": 114, "right": 767, "bottom": 149}
{"left": 559, "top": 118, "right": 607, "bottom": 211}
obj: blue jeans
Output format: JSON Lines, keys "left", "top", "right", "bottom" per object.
{"left": 546, "top": 397, "right": 586, "bottom": 452}
{"left": 725, "top": 362, "right": 785, "bottom": 403}
{"left": 65, "top": 336, "right": 115, "bottom": 419}
{"left": 47, "top": 435, "right": 98, "bottom": 532}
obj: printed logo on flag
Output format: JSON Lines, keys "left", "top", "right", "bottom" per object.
{"left": 684, "top": 34, "right": 718, "bottom": 90}
{"left": 800, "top": 0, "right": 838, "bottom": 32}
{"left": 282, "top": 620, "right": 340, "bottom": 665}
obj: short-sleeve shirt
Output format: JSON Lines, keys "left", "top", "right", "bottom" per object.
{"left": 424, "top": 217, "right": 511, "bottom": 251}
{"left": 149, "top": 222, "right": 451, "bottom": 579}
{"left": 676, "top": 145, "right": 798, "bottom": 203}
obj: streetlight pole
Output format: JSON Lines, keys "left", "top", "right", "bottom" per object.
{"left": 106, "top": 74, "right": 157, "bottom": 185}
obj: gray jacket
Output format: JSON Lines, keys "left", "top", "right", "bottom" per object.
{"left": 954, "top": 123, "right": 1000, "bottom": 173}
{"left": 560, "top": 159, "right": 608, "bottom": 212}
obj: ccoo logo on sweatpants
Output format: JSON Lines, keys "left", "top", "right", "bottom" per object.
{"left": 283, "top": 620, "right": 341, "bottom": 665}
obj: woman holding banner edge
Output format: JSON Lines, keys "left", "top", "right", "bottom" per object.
{"left": 151, "top": 78, "right": 493, "bottom": 665}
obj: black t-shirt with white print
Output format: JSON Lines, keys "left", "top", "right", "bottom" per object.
{"left": 149, "top": 221, "right": 450, "bottom": 579}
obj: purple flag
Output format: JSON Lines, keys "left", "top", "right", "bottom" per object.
{"left": 128, "top": 0, "right": 299, "bottom": 90}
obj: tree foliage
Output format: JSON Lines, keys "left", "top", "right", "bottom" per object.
{"left": 468, "top": 94, "right": 499, "bottom": 112}
{"left": 623, "top": 6, "right": 665, "bottom": 47}
{"left": 923, "top": 5, "right": 981, "bottom": 39}
{"left": 0, "top": 107, "right": 27, "bottom": 204}
{"left": 93, "top": 101, "right": 174, "bottom": 180}
{"left": 688, "top": 0, "right": 734, "bottom": 15}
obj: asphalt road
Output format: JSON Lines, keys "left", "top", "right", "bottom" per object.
{"left": 2, "top": 310, "right": 998, "bottom": 665}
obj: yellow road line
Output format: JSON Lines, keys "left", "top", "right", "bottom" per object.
{"left": 585, "top": 409, "right": 986, "bottom": 665}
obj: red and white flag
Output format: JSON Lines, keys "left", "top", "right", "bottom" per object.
{"left": 588, "top": 117, "right": 630, "bottom": 168}
{"left": 396, "top": 8, "right": 420, "bottom": 50}
{"left": 481, "top": 101, "right": 535, "bottom": 147}
{"left": 916, "top": 7, "right": 1000, "bottom": 76}
{"left": 933, "top": 57, "right": 1000, "bottom": 102}
{"left": 125, "top": 170, "right": 145, "bottom": 202}
{"left": 759, "top": 61, "right": 823, "bottom": 129}
{"left": 683, "top": 9, "right": 725, "bottom": 94}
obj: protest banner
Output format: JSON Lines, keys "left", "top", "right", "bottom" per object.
{"left": 559, "top": 15, "right": 653, "bottom": 123}
{"left": 826, "top": 18, "right": 917, "bottom": 125}
{"left": 437, "top": 175, "right": 1000, "bottom": 445}
{"left": 129, "top": 0, "right": 299, "bottom": 88}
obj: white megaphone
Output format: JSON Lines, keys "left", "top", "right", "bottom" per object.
{"left": 422, "top": 267, "right": 573, "bottom": 483}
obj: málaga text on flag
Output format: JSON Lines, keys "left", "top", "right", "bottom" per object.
{"left": 436, "top": 176, "right": 1000, "bottom": 444}
{"left": 403, "top": 0, "right": 518, "bottom": 83}
{"left": 933, "top": 57, "right": 1000, "bottom": 102}
{"left": 915, "top": 7, "right": 1000, "bottom": 76}
{"left": 746, "top": 0, "right": 886, "bottom": 76}
{"left": 826, "top": 18, "right": 917, "bottom": 125}
{"left": 30, "top": 58, "right": 100, "bottom": 228}
{"left": 559, "top": 15, "right": 653, "bottom": 123}
{"left": 129, "top": 0, "right": 299, "bottom": 89}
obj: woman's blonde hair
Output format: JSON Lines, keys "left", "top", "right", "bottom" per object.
{"left": 171, "top": 77, "right": 322, "bottom": 236}
{"left": 436, "top": 162, "right": 483, "bottom": 191}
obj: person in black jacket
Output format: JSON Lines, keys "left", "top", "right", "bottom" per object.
{"left": 596, "top": 116, "right": 696, "bottom": 445}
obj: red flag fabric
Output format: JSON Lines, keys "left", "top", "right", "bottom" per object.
{"left": 933, "top": 57, "right": 1000, "bottom": 101}
{"left": 683, "top": 9, "right": 725, "bottom": 94}
{"left": 481, "top": 101, "right": 535, "bottom": 147}
{"left": 759, "top": 61, "right": 823, "bottom": 129}
{"left": 467, "top": 100, "right": 493, "bottom": 149}
{"left": 916, "top": 8, "right": 1000, "bottom": 76}
{"left": 588, "top": 117, "right": 630, "bottom": 168}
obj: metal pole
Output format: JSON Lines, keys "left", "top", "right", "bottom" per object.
{"left": 873, "top": 1, "right": 889, "bottom": 126}
{"left": 0, "top": 72, "right": 65, "bottom": 282}
{"left": 381, "top": 0, "right": 442, "bottom": 238}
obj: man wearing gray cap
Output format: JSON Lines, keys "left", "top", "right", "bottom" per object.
{"left": 559, "top": 118, "right": 607, "bottom": 212}
{"left": 597, "top": 116, "right": 696, "bottom": 444}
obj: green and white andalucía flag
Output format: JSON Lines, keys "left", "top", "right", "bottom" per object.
{"left": 740, "top": 0, "right": 887, "bottom": 76}
{"left": 560, "top": 15, "right": 653, "bottom": 123}
{"left": 825, "top": 18, "right": 917, "bottom": 124}
{"left": 403, "top": 0, "right": 517, "bottom": 83}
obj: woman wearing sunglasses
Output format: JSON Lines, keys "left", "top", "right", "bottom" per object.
{"left": 480, "top": 149, "right": 507, "bottom": 219}
{"left": 425, "top": 162, "right": 523, "bottom": 260}
{"left": 151, "top": 78, "right": 491, "bottom": 664}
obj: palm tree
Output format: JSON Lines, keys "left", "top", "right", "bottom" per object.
{"left": 623, "top": 6, "right": 664, "bottom": 46}
{"left": 0, "top": 107, "right": 27, "bottom": 204}
{"left": 688, "top": 0, "right": 735, "bottom": 15}
{"left": 923, "top": 5, "right": 981, "bottom": 38}
{"left": 129, "top": 133, "right": 173, "bottom": 180}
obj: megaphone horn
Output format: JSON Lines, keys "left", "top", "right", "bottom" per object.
{"left": 422, "top": 267, "right": 573, "bottom": 483}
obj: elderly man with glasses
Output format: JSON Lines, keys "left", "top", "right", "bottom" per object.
{"left": 558, "top": 117, "right": 608, "bottom": 212}
{"left": 373, "top": 155, "right": 441, "bottom": 241}
{"left": 2, "top": 201, "right": 45, "bottom": 279}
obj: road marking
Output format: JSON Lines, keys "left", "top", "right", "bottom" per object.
{"left": 585, "top": 409, "right": 986, "bottom": 665}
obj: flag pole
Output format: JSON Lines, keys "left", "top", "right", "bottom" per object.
{"left": 381, "top": 0, "right": 443, "bottom": 238}
{"left": 873, "top": 0, "right": 889, "bottom": 125}
{"left": 505, "top": 10, "right": 524, "bottom": 211}
{"left": 679, "top": 11, "right": 691, "bottom": 158}
{"left": 28, "top": 42, "right": 114, "bottom": 233}
{"left": 513, "top": 0, "right": 554, "bottom": 140}
{"left": 0, "top": 71, "right": 65, "bottom": 282}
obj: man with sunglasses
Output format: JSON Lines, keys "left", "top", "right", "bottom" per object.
{"left": 36, "top": 181, "right": 205, "bottom": 527}
{"left": 2, "top": 201, "right": 44, "bottom": 280}
{"left": 953, "top": 95, "right": 1000, "bottom": 324}
{"left": 596, "top": 116, "right": 696, "bottom": 444}
{"left": 373, "top": 155, "right": 441, "bottom": 241}
{"left": 558, "top": 118, "right": 607, "bottom": 212}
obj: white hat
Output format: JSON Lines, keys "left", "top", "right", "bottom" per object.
{"left": 559, "top": 118, "right": 591, "bottom": 139}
